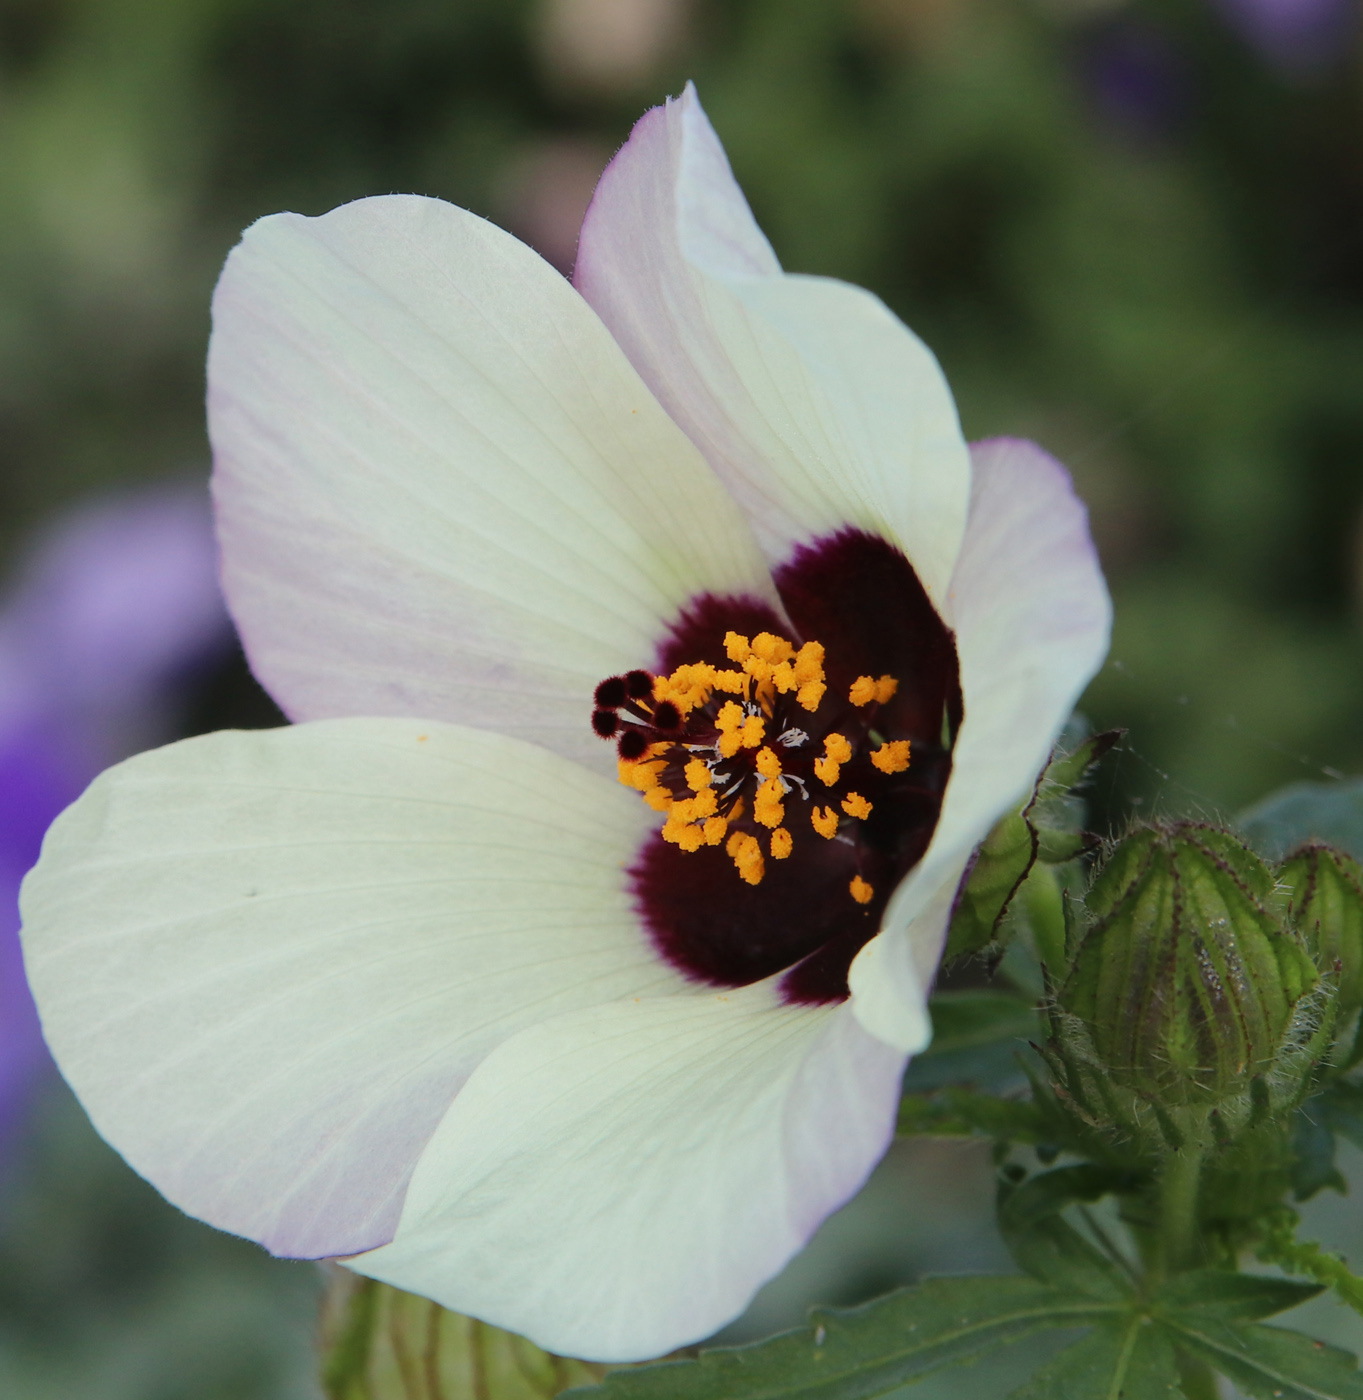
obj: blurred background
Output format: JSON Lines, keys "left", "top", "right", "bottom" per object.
{"left": 0, "top": 0, "right": 1361, "bottom": 1394}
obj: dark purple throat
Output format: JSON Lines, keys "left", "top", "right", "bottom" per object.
{"left": 629, "top": 529, "right": 961, "bottom": 1005}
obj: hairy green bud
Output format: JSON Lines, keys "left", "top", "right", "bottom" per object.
{"left": 1279, "top": 844, "right": 1363, "bottom": 1018}
{"left": 1062, "top": 824, "right": 1316, "bottom": 1107}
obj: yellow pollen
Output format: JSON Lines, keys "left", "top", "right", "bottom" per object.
{"left": 814, "top": 734, "right": 851, "bottom": 788}
{"left": 851, "top": 674, "right": 899, "bottom": 706}
{"left": 726, "top": 831, "right": 765, "bottom": 885}
{"left": 685, "top": 758, "right": 714, "bottom": 791}
{"left": 618, "top": 756, "right": 664, "bottom": 791}
{"left": 751, "top": 632, "right": 794, "bottom": 665}
{"left": 607, "top": 628, "right": 841, "bottom": 892}
{"left": 754, "top": 776, "right": 786, "bottom": 829}
{"left": 716, "top": 700, "right": 746, "bottom": 758}
{"left": 842, "top": 792, "right": 873, "bottom": 820}
{"left": 813, "top": 755, "right": 841, "bottom": 787}
{"left": 870, "top": 740, "right": 911, "bottom": 775}
{"left": 797, "top": 679, "right": 826, "bottom": 712}
{"left": 794, "top": 641, "right": 825, "bottom": 683}
{"left": 665, "top": 822, "right": 705, "bottom": 852}
{"left": 850, "top": 875, "right": 874, "bottom": 904}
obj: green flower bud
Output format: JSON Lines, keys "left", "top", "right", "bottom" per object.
{"left": 1279, "top": 844, "right": 1363, "bottom": 1017}
{"left": 1062, "top": 824, "right": 1316, "bottom": 1106}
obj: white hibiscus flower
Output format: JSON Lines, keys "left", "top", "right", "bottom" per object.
{"left": 19, "top": 85, "right": 1110, "bottom": 1363}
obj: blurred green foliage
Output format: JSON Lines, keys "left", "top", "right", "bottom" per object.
{"left": 3, "top": 0, "right": 1361, "bottom": 819}
{"left": 1, "top": 0, "right": 1362, "bottom": 1391}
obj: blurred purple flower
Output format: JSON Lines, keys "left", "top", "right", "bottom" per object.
{"left": 1211, "top": 0, "right": 1356, "bottom": 71}
{"left": 0, "top": 485, "right": 232, "bottom": 1154}
{"left": 1083, "top": 21, "right": 1191, "bottom": 143}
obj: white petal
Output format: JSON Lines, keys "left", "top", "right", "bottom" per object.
{"left": 850, "top": 438, "right": 1113, "bottom": 1050}
{"left": 19, "top": 718, "right": 684, "bottom": 1258}
{"left": 575, "top": 85, "right": 971, "bottom": 604}
{"left": 209, "top": 195, "right": 777, "bottom": 771}
{"left": 353, "top": 990, "right": 905, "bottom": 1362}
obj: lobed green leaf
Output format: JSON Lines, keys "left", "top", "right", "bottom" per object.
{"left": 561, "top": 1278, "right": 1120, "bottom": 1400}
{"left": 1006, "top": 1317, "right": 1181, "bottom": 1400}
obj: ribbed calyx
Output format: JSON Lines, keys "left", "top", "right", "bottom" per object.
{"left": 1280, "top": 844, "right": 1363, "bottom": 1021}
{"left": 1061, "top": 824, "right": 1317, "bottom": 1108}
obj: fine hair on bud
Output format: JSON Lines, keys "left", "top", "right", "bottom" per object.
{"left": 1059, "top": 822, "right": 1317, "bottom": 1108}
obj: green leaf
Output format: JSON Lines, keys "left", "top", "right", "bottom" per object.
{"left": 561, "top": 1277, "right": 1122, "bottom": 1400}
{"left": 1153, "top": 1270, "right": 1322, "bottom": 1322}
{"left": 998, "top": 1169, "right": 1137, "bottom": 1301}
{"left": 1238, "top": 778, "right": 1363, "bottom": 865}
{"left": 1165, "top": 1317, "right": 1363, "bottom": 1400}
{"left": 1006, "top": 1318, "right": 1181, "bottom": 1400}
{"left": 1318, "top": 1081, "right": 1363, "bottom": 1152}
{"left": 943, "top": 729, "right": 1119, "bottom": 964}
{"left": 897, "top": 1088, "right": 1048, "bottom": 1143}
{"left": 944, "top": 808, "right": 1038, "bottom": 961}
{"left": 901, "top": 989, "right": 1041, "bottom": 1093}
{"left": 1291, "top": 1104, "right": 1346, "bottom": 1200}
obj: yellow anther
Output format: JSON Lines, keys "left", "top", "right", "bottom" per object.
{"left": 618, "top": 757, "right": 664, "bottom": 791}
{"left": 813, "top": 755, "right": 841, "bottom": 787}
{"left": 663, "top": 822, "right": 705, "bottom": 852}
{"left": 793, "top": 641, "right": 825, "bottom": 684}
{"left": 685, "top": 758, "right": 714, "bottom": 791}
{"left": 850, "top": 875, "right": 874, "bottom": 904}
{"left": 713, "top": 669, "right": 746, "bottom": 693}
{"left": 755, "top": 747, "right": 782, "bottom": 779}
{"left": 724, "top": 632, "right": 752, "bottom": 663}
{"left": 645, "top": 786, "right": 674, "bottom": 812}
{"left": 811, "top": 806, "right": 839, "bottom": 839}
{"left": 726, "top": 831, "right": 765, "bottom": 885}
{"left": 740, "top": 714, "right": 766, "bottom": 748}
{"left": 770, "top": 828, "right": 793, "bottom": 859}
{"left": 703, "top": 816, "right": 728, "bottom": 846}
{"left": 751, "top": 632, "right": 794, "bottom": 665}
{"left": 842, "top": 792, "right": 873, "bottom": 820}
{"left": 743, "top": 657, "right": 773, "bottom": 692}
{"left": 796, "top": 679, "right": 826, "bottom": 712}
{"left": 851, "top": 673, "right": 899, "bottom": 706}
{"left": 870, "top": 740, "right": 911, "bottom": 775}
{"left": 692, "top": 787, "right": 718, "bottom": 818}
{"left": 716, "top": 700, "right": 745, "bottom": 758}
{"left": 754, "top": 776, "right": 786, "bottom": 829}
{"left": 814, "top": 733, "right": 851, "bottom": 787}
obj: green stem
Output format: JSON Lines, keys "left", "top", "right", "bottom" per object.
{"left": 1155, "top": 1138, "right": 1206, "bottom": 1283}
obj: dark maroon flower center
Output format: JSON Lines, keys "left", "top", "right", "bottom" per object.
{"left": 593, "top": 529, "right": 961, "bottom": 1005}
